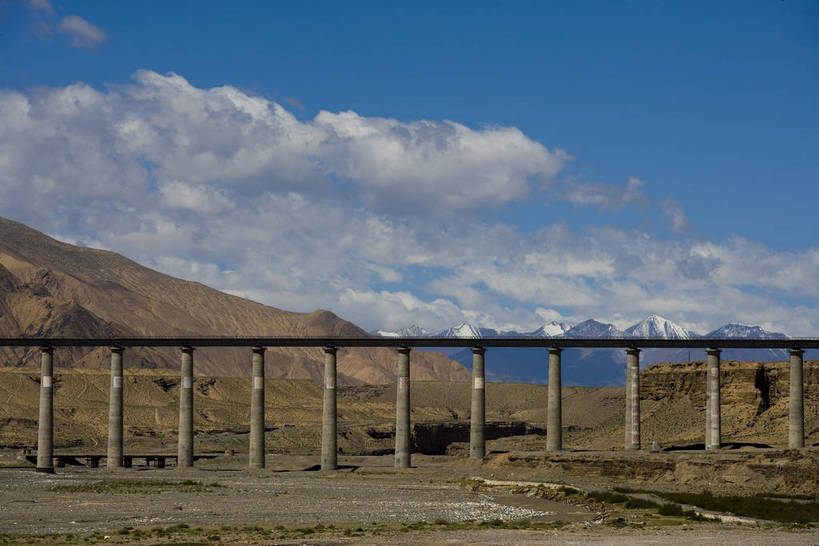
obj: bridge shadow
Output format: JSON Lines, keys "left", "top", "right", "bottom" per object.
{"left": 664, "top": 441, "right": 772, "bottom": 451}
{"left": 292, "top": 464, "right": 361, "bottom": 472}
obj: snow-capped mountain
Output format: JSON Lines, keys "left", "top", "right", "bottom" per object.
{"left": 529, "top": 321, "right": 572, "bottom": 337}
{"left": 705, "top": 323, "right": 788, "bottom": 339}
{"left": 373, "top": 317, "right": 801, "bottom": 386}
{"left": 374, "top": 318, "right": 789, "bottom": 341}
{"left": 435, "top": 322, "right": 483, "bottom": 338}
{"left": 565, "top": 319, "right": 628, "bottom": 338}
{"left": 372, "top": 325, "right": 429, "bottom": 337}
{"left": 625, "top": 314, "right": 693, "bottom": 339}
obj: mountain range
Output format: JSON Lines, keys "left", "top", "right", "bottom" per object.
{"left": 0, "top": 217, "right": 468, "bottom": 385}
{"left": 375, "top": 314, "right": 788, "bottom": 341}
{"left": 375, "top": 316, "right": 804, "bottom": 386}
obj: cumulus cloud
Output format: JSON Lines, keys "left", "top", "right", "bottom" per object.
{"left": 0, "top": 70, "right": 561, "bottom": 218}
{"left": 58, "top": 15, "right": 107, "bottom": 49}
{"left": 0, "top": 71, "right": 817, "bottom": 336}
{"left": 159, "top": 180, "right": 234, "bottom": 213}
{"left": 660, "top": 197, "right": 691, "bottom": 234}
{"left": 561, "top": 176, "right": 649, "bottom": 211}
{"left": 315, "top": 111, "right": 567, "bottom": 213}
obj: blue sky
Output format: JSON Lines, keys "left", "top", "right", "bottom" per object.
{"left": 1, "top": 1, "right": 818, "bottom": 335}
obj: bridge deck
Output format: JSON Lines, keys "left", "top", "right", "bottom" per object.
{"left": 0, "top": 336, "right": 816, "bottom": 349}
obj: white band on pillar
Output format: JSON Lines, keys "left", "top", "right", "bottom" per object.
{"left": 253, "top": 376, "right": 264, "bottom": 389}
{"left": 182, "top": 376, "right": 192, "bottom": 389}
{"left": 325, "top": 377, "right": 336, "bottom": 389}
{"left": 42, "top": 376, "right": 52, "bottom": 388}
{"left": 398, "top": 377, "right": 409, "bottom": 390}
{"left": 112, "top": 376, "right": 122, "bottom": 389}
{"left": 474, "top": 377, "right": 485, "bottom": 389}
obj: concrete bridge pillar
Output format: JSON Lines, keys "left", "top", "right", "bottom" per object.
{"left": 107, "top": 347, "right": 124, "bottom": 470}
{"left": 36, "top": 346, "right": 54, "bottom": 473}
{"left": 789, "top": 348, "right": 805, "bottom": 448}
{"left": 625, "top": 348, "right": 641, "bottom": 450}
{"left": 470, "top": 347, "right": 486, "bottom": 459}
{"left": 395, "top": 347, "right": 411, "bottom": 469}
{"left": 322, "top": 346, "right": 338, "bottom": 471}
{"left": 705, "top": 348, "right": 721, "bottom": 450}
{"left": 249, "top": 346, "right": 266, "bottom": 469}
{"left": 547, "top": 347, "right": 562, "bottom": 451}
{"left": 178, "top": 346, "right": 194, "bottom": 468}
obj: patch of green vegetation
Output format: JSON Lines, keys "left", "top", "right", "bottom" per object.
{"left": 656, "top": 502, "right": 712, "bottom": 521}
{"left": 0, "top": 519, "right": 570, "bottom": 544}
{"left": 585, "top": 490, "right": 629, "bottom": 504}
{"left": 764, "top": 492, "right": 817, "bottom": 501}
{"left": 624, "top": 497, "right": 659, "bottom": 510}
{"left": 459, "top": 478, "right": 484, "bottom": 491}
{"left": 50, "top": 480, "right": 221, "bottom": 495}
{"left": 557, "top": 486, "right": 581, "bottom": 496}
{"left": 615, "top": 488, "right": 819, "bottom": 524}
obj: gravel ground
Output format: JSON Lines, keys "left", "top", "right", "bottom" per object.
{"left": 0, "top": 455, "right": 591, "bottom": 536}
{"left": 1, "top": 453, "right": 817, "bottom": 544}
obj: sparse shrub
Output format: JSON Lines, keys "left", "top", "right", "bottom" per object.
{"left": 625, "top": 498, "right": 659, "bottom": 509}
{"left": 658, "top": 503, "right": 684, "bottom": 516}
{"left": 654, "top": 490, "right": 818, "bottom": 523}
{"left": 586, "top": 491, "right": 629, "bottom": 504}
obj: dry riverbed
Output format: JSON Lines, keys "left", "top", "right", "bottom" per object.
{"left": 0, "top": 453, "right": 816, "bottom": 544}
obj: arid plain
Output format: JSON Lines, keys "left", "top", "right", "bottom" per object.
{"left": 1, "top": 360, "right": 818, "bottom": 544}
{"left": 1, "top": 219, "right": 818, "bottom": 543}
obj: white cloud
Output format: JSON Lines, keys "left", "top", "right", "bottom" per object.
{"left": 314, "top": 111, "right": 567, "bottom": 212}
{"left": 29, "top": 0, "right": 55, "bottom": 14}
{"left": 660, "top": 197, "right": 691, "bottom": 234}
{"left": 561, "top": 176, "right": 649, "bottom": 211}
{"left": 159, "top": 180, "right": 234, "bottom": 213}
{"left": 0, "top": 71, "right": 817, "bottom": 337}
{"left": 58, "top": 15, "right": 107, "bottom": 49}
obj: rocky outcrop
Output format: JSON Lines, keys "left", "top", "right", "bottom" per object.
{"left": 488, "top": 450, "right": 819, "bottom": 495}
{"left": 639, "top": 360, "right": 819, "bottom": 447}
{"left": 642, "top": 360, "right": 819, "bottom": 413}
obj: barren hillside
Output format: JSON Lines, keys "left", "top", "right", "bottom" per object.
{"left": 0, "top": 217, "right": 467, "bottom": 384}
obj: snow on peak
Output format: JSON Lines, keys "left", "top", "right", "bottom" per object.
{"left": 374, "top": 325, "right": 429, "bottom": 337}
{"left": 565, "top": 319, "right": 628, "bottom": 338}
{"left": 625, "top": 315, "right": 692, "bottom": 339}
{"left": 706, "top": 323, "right": 788, "bottom": 339}
{"left": 437, "top": 322, "right": 482, "bottom": 338}
{"left": 398, "top": 325, "right": 429, "bottom": 337}
{"left": 531, "top": 321, "right": 572, "bottom": 337}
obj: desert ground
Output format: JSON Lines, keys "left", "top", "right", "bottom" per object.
{"left": 0, "top": 361, "right": 817, "bottom": 543}
{"left": 0, "top": 450, "right": 817, "bottom": 544}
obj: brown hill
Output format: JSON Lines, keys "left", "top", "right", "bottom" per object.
{"left": 0, "top": 217, "right": 468, "bottom": 384}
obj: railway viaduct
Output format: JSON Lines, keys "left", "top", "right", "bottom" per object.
{"left": 1, "top": 336, "right": 816, "bottom": 473}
